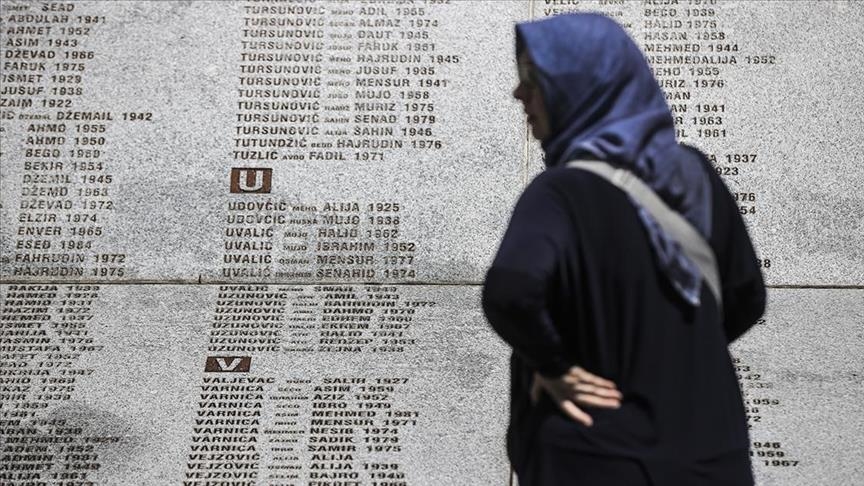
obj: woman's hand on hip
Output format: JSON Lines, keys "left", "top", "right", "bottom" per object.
{"left": 530, "top": 366, "right": 622, "bottom": 427}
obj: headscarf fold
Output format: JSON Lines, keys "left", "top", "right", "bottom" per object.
{"left": 516, "top": 13, "right": 713, "bottom": 306}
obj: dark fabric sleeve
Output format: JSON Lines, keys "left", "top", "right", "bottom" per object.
{"left": 705, "top": 160, "right": 767, "bottom": 343}
{"left": 482, "top": 175, "right": 574, "bottom": 377}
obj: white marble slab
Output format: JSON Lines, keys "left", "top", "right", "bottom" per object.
{"left": 0, "top": 283, "right": 511, "bottom": 485}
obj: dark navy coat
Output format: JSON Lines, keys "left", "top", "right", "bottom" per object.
{"left": 483, "top": 147, "right": 765, "bottom": 485}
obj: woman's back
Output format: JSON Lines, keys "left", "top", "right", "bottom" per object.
{"left": 489, "top": 146, "right": 764, "bottom": 485}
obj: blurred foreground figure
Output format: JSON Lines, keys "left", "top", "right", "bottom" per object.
{"left": 482, "top": 13, "right": 765, "bottom": 486}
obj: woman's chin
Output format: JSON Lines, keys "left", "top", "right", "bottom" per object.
{"left": 530, "top": 126, "right": 548, "bottom": 142}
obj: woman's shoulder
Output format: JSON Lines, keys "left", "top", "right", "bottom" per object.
{"left": 530, "top": 163, "right": 616, "bottom": 189}
{"left": 678, "top": 143, "right": 713, "bottom": 169}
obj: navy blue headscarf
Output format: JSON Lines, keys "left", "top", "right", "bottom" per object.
{"left": 516, "top": 13, "right": 713, "bottom": 306}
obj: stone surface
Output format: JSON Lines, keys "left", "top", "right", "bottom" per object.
{"left": 731, "top": 288, "right": 864, "bottom": 486}
{"left": 0, "top": 1, "right": 862, "bottom": 485}
{"left": 2, "top": 1, "right": 861, "bottom": 286}
{"left": 524, "top": 1, "right": 864, "bottom": 286}
{"left": 0, "top": 0, "right": 528, "bottom": 284}
{"left": 0, "top": 283, "right": 511, "bottom": 484}
{"left": 4, "top": 284, "right": 860, "bottom": 485}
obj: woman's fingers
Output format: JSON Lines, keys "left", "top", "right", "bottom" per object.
{"left": 559, "top": 399, "right": 594, "bottom": 427}
{"left": 530, "top": 375, "right": 543, "bottom": 404}
{"left": 565, "top": 369, "right": 623, "bottom": 408}
{"left": 573, "top": 393, "right": 621, "bottom": 409}
{"left": 531, "top": 369, "right": 622, "bottom": 424}
{"left": 574, "top": 382, "right": 623, "bottom": 399}
{"left": 569, "top": 366, "right": 618, "bottom": 389}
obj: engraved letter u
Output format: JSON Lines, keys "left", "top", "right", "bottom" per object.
{"left": 238, "top": 169, "right": 264, "bottom": 192}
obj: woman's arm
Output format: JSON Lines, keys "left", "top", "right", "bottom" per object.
{"left": 482, "top": 175, "right": 573, "bottom": 377}
{"left": 701, "top": 154, "right": 767, "bottom": 342}
{"left": 482, "top": 174, "right": 621, "bottom": 426}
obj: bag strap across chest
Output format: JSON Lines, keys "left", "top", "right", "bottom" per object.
{"left": 566, "top": 160, "right": 722, "bottom": 310}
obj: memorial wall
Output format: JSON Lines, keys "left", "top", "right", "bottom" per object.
{"left": 0, "top": 0, "right": 861, "bottom": 485}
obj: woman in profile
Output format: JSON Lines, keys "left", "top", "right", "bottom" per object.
{"left": 482, "top": 13, "right": 765, "bottom": 486}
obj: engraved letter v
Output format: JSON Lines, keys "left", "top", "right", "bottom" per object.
{"left": 216, "top": 357, "right": 242, "bottom": 371}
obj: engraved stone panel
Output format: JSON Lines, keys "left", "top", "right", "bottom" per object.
{"left": 0, "top": 283, "right": 511, "bottom": 484}
{"left": 0, "top": 0, "right": 528, "bottom": 284}
{"left": 524, "top": 1, "right": 864, "bottom": 286}
{"left": 1, "top": 1, "right": 863, "bottom": 485}
{"left": 2, "top": 1, "right": 862, "bottom": 286}
{"left": 731, "top": 288, "right": 864, "bottom": 485}
{"left": 4, "top": 285, "right": 861, "bottom": 485}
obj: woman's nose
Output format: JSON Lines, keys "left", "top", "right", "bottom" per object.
{"left": 513, "top": 83, "right": 526, "bottom": 101}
